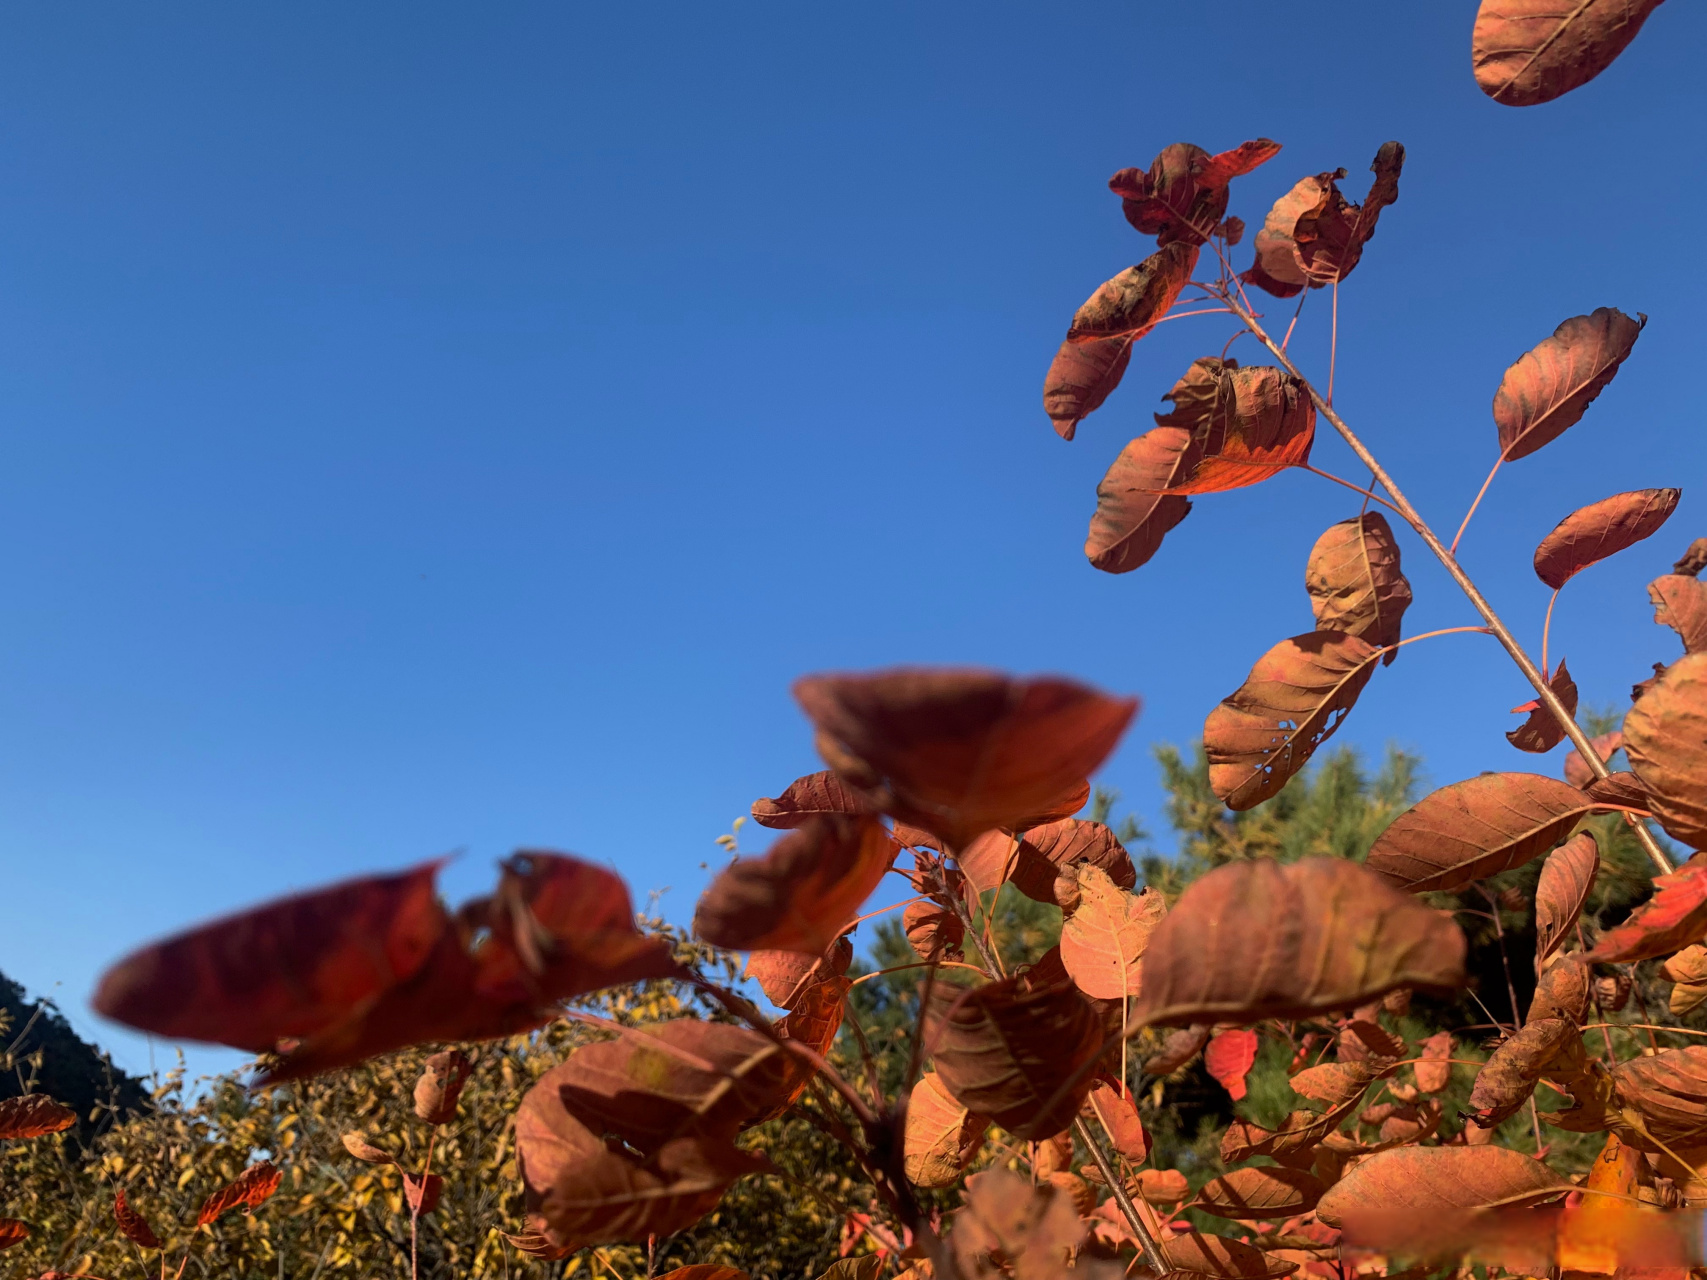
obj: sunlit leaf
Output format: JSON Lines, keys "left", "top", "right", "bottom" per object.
{"left": 1534, "top": 833, "right": 1599, "bottom": 969}
{"left": 1415, "top": 1031, "right": 1454, "bottom": 1094}
{"left": 1156, "top": 362, "right": 1316, "bottom": 495}
{"left": 1315, "top": 1146, "right": 1570, "bottom": 1227}
{"left": 1649, "top": 574, "right": 1707, "bottom": 654}
{"left": 1059, "top": 867, "right": 1166, "bottom": 1000}
{"left": 1306, "top": 513, "right": 1412, "bottom": 664}
{"left": 1196, "top": 1167, "right": 1325, "bottom": 1221}
{"left": 1623, "top": 652, "right": 1707, "bottom": 849}
{"left": 1242, "top": 144, "right": 1403, "bottom": 293}
{"left": 1066, "top": 243, "right": 1198, "bottom": 344}
{"left": 903, "top": 898, "right": 965, "bottom": 961}
{"left": 903, "top": 1070, "right": 989, "bottom": 1189}
{"left": 959, "top": 819, "right": 1135, "bottom": 905}
{"left": 1143, "top": 1024, "right": 1210, "bottom": 1077}
{"left": 1533, "top": 488, "right": 1679, "bottom": 590}
{"left": 1044, "top": 336, "right": 1131, "bottom": 442}
{"left": 1506, "top": 660, "right": 1579, "bottom": 754}
{"left": 1086, "top": 427, "right": 1199, "bottom": 574}
{"left": 1585, "top": 853, "right": 1707, "bottom": 963}
{"left": 112, "top": 1191, "right": 160, "bottom": 1250}
{"left": 340, "top": 1131, "right": 397, "bottom": 1165}
{"left": 1493, "top": 308, "right": 1644, "bottom": 461}
{"left": 745, "top": 936, "right": 854, "bottom": 1010}
{"left": 1609, "top": 1045, "right": 1707, "bottom": 1150}
{"left": 1109, "top": 139, "right": 1281, "bottom": 247}
{"left": 1472, "top": 0, "right": 1667, "bottom": 105}
{"left": 196, "top": 1161, "right": 281, "bottom": 1226}
{"left": 1084, "top": 1081, "right": 1148, "bottom": 1162}
{"left": 0, "top": 1220, "right": 29, "bottom": 1250}
{"left": 0, "top": 1094, "right": 76, "bottom": 1140}
{"left": 750, "top": 771, "right": 875, "bottom": 828}
{"left": 1661, "top": 945, "right": 1707, "bottom": 1016}
{"left": 1585, "top": 770, "right": 1651, "bottom": 811}
{"left": 413, "top": 1049, "right": 472, "bottom": 1125}
{"left": 1205, "top": 1028, "right": 1260, "bottom": 1101}
{"left": 1468, "top": 1016, "right": 1581, "bottom": 1129}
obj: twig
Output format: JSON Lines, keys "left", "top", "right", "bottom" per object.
{"left": 1074, "top": 1116, "right": 1169, "bottom": 1276}
{"left": 849, "top": 961, "right": 989, "bottom": 988}
{"left": 1300, "top": 464, "right": 1406, "bottom": 518}
{"left": 1450, "top": 453, "right": 1507, "bottom": 555}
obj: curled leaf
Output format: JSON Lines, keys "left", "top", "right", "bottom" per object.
{"left": 1059, "top": 868, "right": 1166, "bottom": 1000}
{"left": 1661, "top": 945, "right": 1707, "bottom": 1015}
{"left": 1204, "top": 632, "right": 1383, "bottom": 810}
{"left": 1468, "top": 1017, "right": 1581, "bottom": 1128}
{"left": 1155, "top": 360, "right": 1317, "bottom": 495}
{"left": 1623, "top": 652, "right": 1707, "bottom": 849}
{"left": 1506, "top": 661, "right": 1579, "bottom": 754}
{"left": 1066, "top": 243, "right": 1198, "bottom": 344}
{"left": 693, "top": 816, "right": 897, "bottom": 955}
{"left": 0, "top": 1094, "right": 76, "bottom": 1140}
{"left": 903, "top": 898, "right": 964, "bottom": 961}
{"left": 1044, "top": 336, "right": 1131, "bottom": 442}
{"left": 1243, "top": 144, "right": 1403, "bottom": 294}
{"left": 1291, "top": 1059, "right": 1390, "bottom": 1107}
{"left": 1472, "top": 0, "right": 1667, "bottom": 105}
{"left": 1109, "top": 139, "right": 1282, "bottom": 247}
{"left": 112, "top": 1191, "right": 161, "bottom": 1250}
{"left": 1306, "top": 513, "right": 1412, "bottom": 664}
{"left": 414, "top": 1049, "right": 473, "bottom": 1125}
{"left": 1534, "top": 833, "right": 1600, "bottom": 969}
{"left": 1221, "top": 1093, "right": 1365, "bottom": 1164}
{"left": 1134, "top": 857, "right": 1466, "bottom": 1025}
{"left": 750, "top": 771, "right": 875, "bottom": 828}
{"left": 1585, "top": 770, "right": 1650, "bottom": 811}
{"left": 1205, "top": 1028, "right": 1259, "bottom": 1102}
{"left": 1676, "top": 539, "right": 1707, "bottom": 577}
{"left": 959, "top": 819, "right": 1135, "bottom": 905}
{"left": 1649, "top": 574, "right": 1707, "bottom": 654}
{"left": 903, "top": 1070, "right": 989, "bottom": 1189}
{"left": 196, "top": 1161, "right": 281, "bottom": 1227}
{"left": 1365, "top": 773, "right": 1598, "bottom": 893}
{"left": 795, "top": 668, "right": 1135, "bottom": 851}
{"left": 1196, "top": 1167, "right": 1325, "bottom": 1221}
{"left": 1584, "top": 853, "right": 1707, "bottom": 964}
{"left": 1493, "top": 308, "right": 1644, "bottom": 461}
{"left": 1086, "top": 427, "right": 1198, "bottom": 574}
{"left": 341, "top": 1130, "right": 397, "bottom": 1165}
{"left": 1533, "top": 488, "right": 1680, "bottom": 589}
{"left": 1315, "top": 1146, "right": 1570, "bottom": 1227}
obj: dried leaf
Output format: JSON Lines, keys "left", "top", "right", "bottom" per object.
{"left": 1533, "top": 489, "right": 1680, "bottom": 590}
{"left": 414, "top": 1049, "right": 473, "bottom": 1125}
{"left": 1066, "top": 243, "right": 1198, "bottom": 344}
{"left": 1044, "top": 336, "right": 1131, "bottom": 442}
{"left": 403, "top": 1172, "right": 443, "bottom": 1216}
{"left": 1315, "top": 1146, "right": 1570, "bottom": 1227}
{"left": 1624, "top": 652, "right": 1707, "bottom": 849}
{"left": 1564, "top": 731, "right": 1623, "bottom": 789}
{"left": 1289, "top": 143, "right": 1404, "bottom": 285}
{"left": 1468, "top": 1017, "right": 1581, "bottom": 1128}
{"left": 1134, "top": 857, "right": 1465, "bottom": 1025}
{"left": 1661, "top": 945, "right": 1707, "bottom": 1015}
{"left": 1472, "top": 0, "right": 1667, "bottom": 105}
{"left": 815, "top": 1263, "right": 880, "bottom": 1280}
{"left": 1291, "top": 1060, "right": 1389, "bottom": 1107}
{"left": 196, "top": 1161, "right": 281, "bottom": 1226}
{"left": 904, "top": 1070, "right": 989, "bottom": 1189}
{"left": 795, "top": 668, "right": 1136, "bottom": 851}
{"left": 1493, "top": 308, "right": 1644, "bottom": 461}
{"left": 1084, "top": 1082, "right": 1148, "bottom": 1162}
{"left": 1156, "top": 1230, "right": 1298, "bottom": 1278}
{"left": 1197, "top": 1167, "right": 1325, "bottom": 1221}
{"left": 1676, "top": 539, "right": 1707, "bottom": 577}
{"left": 341, "top": 1131, "right": 397, "bottom": 1164}
{"left": 1086, "top": 427, "right": 1199, "bottom": 574}
{"left": 1204, "top": 631, "right": 1383, "bottom": 810}
{"left": 751, "top": 771, "right": 875, "bottom": 828}
{"left": 1610, "top": 1045, "right": 1707, "bottom": 1150}
{"left": 1585, "top": 853, "right": 1707, "bottom": 963}
{"left": 1585, "top": 770, "right": 1651, "bottom": 811}
{"left": 0, "top": 1094, "right": 76, "bottom": 1140}
{"left": 1306, "top": 514, "right": 1413, "bottom": 664}
{"left": 1143, "top": 1024, "right": 1211, "bottom": 1077}
{"left": 1242, "top": 175, "right": 1322, "bottom": 297}
{"left": 1221, "top": 1094, "right": 1364, "bottom": 1164}
{"left": 959, "top": 819, "right": 1135, "bottom": 904}
{"left": 1365, "top": 772, "right": 1598, "bottom": 893}
{"left": 1649, "top": 574, "right": 1707, "bottom": 654}
{"left": 903, "top": 899, "right": 964, "bottom": 961}
{"left": 112, "top": 1191, "right": 161, "bottom": 1250}
{"left": 1534, "top": 833, "right": 1600, "bottom": 969}
{"left": 951, "top": 1169, "right": 1089, "bottom": 1280}
{"left": 1109, "top": 139, "right": 1282, "bottom": 248}
{"left": 1155, "top": 361, "right": 1317, "bottom": 495}
{"left": 502, "top": 1233, "right": 576, "bottom": 1261}
{"left": 1506, "top": 661, "right": 1579, "bottom": 754}
{"left": 1059, "top": 868, "right": 1166, "bottom": 1000}
{"left": 1415, "top": 1032, "right": 1454, "bottom": 1093}
{"left": 0, "top": 1220, "right": 29, "bottom": 1249}
{"left": 694, "top": 816, "right": 897, "bottom": 955}
{"left": 745, "top": 936, "right": 854, "bottom": 1009}
{"left": 1206, "top": 1029, "right": 1260, "bottom": 1102}
{"left": 929, "top": 975, "right": 1104, "bottom": 1140}
{"left": 769, "top": 972, "right": 849, "bottom": 1116}
{"left": 1131, "top": 1168, "right": 1191, "bottom": 1205}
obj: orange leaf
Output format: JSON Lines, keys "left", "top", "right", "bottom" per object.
{"left": 749, "top": 771, "right": 875, "bottom": 829}
{"left": 1058, "top": 867, "right": 1165, "bottom": 1000}
{"left": 1624, "top": 652, "right": 1707, "bottom": 849}
{"left": 413, "top": 1049, "right": 473, "bottom": 1126}
{"left": 1242, "top": 145, "right": 1403, "bottom": 293}
{"left": 1196, "top": 1166, "right": 1324, "bottom": 1221}
{"left": 1316, "top": 1145, "right": 1570, "bottom": 1227}
{"left": 1533, "top": 488, "right": 1679, "bottom": 589}
{"left": 1535, "top": 834, "right": 1599, "bottom": 969}
{"left": 196, "top": 1161, "right": 281, "bottom": 1227}
{"left": 0, "top": 1094, "right": 76, "bottom": 1140}
{"left": 1159, "top": 362, "right": 1316, "bottom": 495}
{"left": 1065, "top": 243, "right": 1197, "bottom": 343}
{"left": 1415, "top": 1032, "right": 1454, "bottom": 1094}
{"left": 1493, "top": 308, "right": 1644, "bottom": 461}
{"left": 1043, "top": 336, "right": 1131, "bottom": 442}
{"left": 1585, "top": 853, "right": 1707, "bottom": 963}
{"left": 960, "top": 818, "right": 1135, "bottom": 906}
{"left": 744, "top": 936, "right": 853, "bottom": 1010}
{"left": 0, "top": 1219, "right": 29, "bottom": 1250}
{"left": 1109, "top": 139, "right": 1281, "bottom": 248}
{"left": 1083, "top": 1082, "right": 1148, "bottom": 1163}
{"left": 1306, "top": 513, "right": 1412, "bottom": 664}
{"left": 903, "top": 1070, "right": 989, "bottom": 1189}
{"left": 1085, "top": 427, "right": 1199, "bottom": 574}
{"left": 112, "top": 1191, "right": 161, "bottom": 1250}
{"left": 1472, "top": 0, "right": 1666, "bottom": 105}
{"left": 1506, "top": 660, "right": 1579, "bottom": 754}
{"left": 1205, "top": 1028, "right": 1259, "bottom": 1102}
{"left": 1649, "top": 573, "right": 1707, "bottom": 654}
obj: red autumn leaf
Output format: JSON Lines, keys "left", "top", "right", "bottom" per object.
{"left": 1534, "top": 833, "right": 1600, "bottom": 969}
{"left": 1365, "top": 773, "right": 1598, "bottom": 893}
{"left": 403, "top": 1172, "right": 443, "bottom": 1217}
{"left": 1292, "top": 142, "right": 1404, "bottom": 286}
{"left": 794, "top": 668, "right": 1135, "bottom": 852}
{"left": 903, "top": 898, "right": 964, "bottom": 961}
{"left": 1533, "top": 488, "right": 1680, "bottom": 590}
{"left": 0, "top": 1094, "right": 77, "bottom": 1140}
{"left": 1306, "top": 513, "right": 1413, "bottom": 664}
{"left": 1415, "top": 1032, "right": 1454, "bottom": 1094}
{"left": 745, "top": 935, "right": 854, "bottom": 1010}
{"left": 0, "top": 1220, "right": 29, "bottom": 1250}
{"left": 1493, "top": 308, "right": 1644, "bottom": 461}
{"left": 1134, "top": 858, "right": 1465, "bottom": 1026}
{"left": 1206, "top": 1029, "right": 1260, "bottom": 1102}
{"left": 693, "top": 816, "right": 896, "bottom": 955}
{"left": 413, "top": 1049, "right": 473, "bottom": 1125}
{"left": 196, "top": 1161, "right": 281, "bottom": 1227}
{"left": 1196, "top": 1167, "right": 1325, "bottom": 1221}
{"left": 1564, "top": 730, "right": 1623, "bottom": 789}
{"left": 1083, "top": 1081, "right": 1148, "bottom": 1163}
{"left": 1109, "top": 139, "right": 1281, "bottom": 247}
{"left": 928, "top": 974, "right": 1104, "bottom": 1140}
{"left": 750, "top": 771, "right": 876, "bottom": 828}
{"left": 1584, "top": 853, "right": 1707, "bottom": 964}
{"left": 1065, "top": 243, "right": 1198, "bottom": 344}
{"left": 1043, "top": 335, "right": 1131, "bottom": 442}
{"left": 959, "top": 818, "right": 1136, "bottom": 906}
{"left": 903, "top": 1070, "right": 990, "bottom": 1189}
{"left": 1472, "top": 0, "right": 1667, "bottom": 106}
{"left": 1204, "top": 631, "right": 1384, "bottom": 810}
{"left": 1155, "top": 361, "right": 1317, "bottom": 494}
{"left": 1058, "top": 869, "right": 1166, "bottom": 999}
{"left": 1085, "top": 426, "right": 1199, "bottom": 574}
{"left": 1506, "top": 660, "right": 1579, "bottom": 753}
{"left": 1649, "top": 574, "right": 1707, "bottom": 654}
{"left": 112, "top": 1191, "right": 161, "bottom": 1250}
{"left": 767, "top": 972, "right": 850, "bottom": 1117}
{"left": 1624, "top": 652, "right": 1707, "bottom": 849}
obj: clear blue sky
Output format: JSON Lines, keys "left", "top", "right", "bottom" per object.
{"left": 1, "top": 3, "right": 1701, "bottom": 1079}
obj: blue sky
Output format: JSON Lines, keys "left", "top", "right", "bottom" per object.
{"left": 0, "top": 2, "right": 1701, "bottom": 1079}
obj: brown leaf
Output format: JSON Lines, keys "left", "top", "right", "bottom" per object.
{"left": 815, "top": 1265, "right": 879, "bottom": 1280}
{"left": 1131, "top": 1168, "right": 1191, "bottom": 1205}
{"left": 1143, "top": 1024, "right": 1211, "bottom": 1077}
{"left": 1649, "top": 574, "right": 1707, "bottom": 654}
{"left": 1610, "top": 1045, "right": 1707, "bottom": 1150}
{"left": 1662, "top": 945, "right": 1707, "bottom": 1015}
{"left": 1533, "top": 488, "right": 1680, "bottom": 590}
{"left": 928, "top": 975, "right": 1103, "bottom": 1140}
{"left": 694, "top": 816, "right": 897, "bottom": 955}
{"left": 1154, "top": 360, "right": 1317, "bottom": 495}
{"left": 1109, "top": 140, "right": 1282, "bottom": 248}
{"left": 413, "top": 1049, "right": 473, "bottom": 1125}
{"left": 112, "top": 1191, "right": 161, "bottom": 1250}
{"left": 1206, "top": 1028, "right": 1260, "bottom": 1102}
{"left": 403, "top": 1172, "right": 443, "bottom": 1216}
{"left": 1289, "top": 143, "right": 1405, "bottom": 286}
{"left": 751, "top": 771, "right": 875, "bottom": 828}
{"left": 1585, "top": 770, "right": 1651, "bottom": 811}
{"left": 0, "top": 1094, "right": 76, "bottom": 1140}
{"left": 959, "top": 819, "right": 1135, "bottom": 905}
{"left": 1221, "top": 1094, "right": 1364, "bottom": 1164}
{"left": 196, "top": 1161, "right": 281, "bottom": 1226}
{"left": 1085, "top": 427, "right": 1199, "bottom": 574}
{"left": 0, "top": 1220, "right": 29, "bottom": 1250}
{"left": 1564, "top": 731, "right": 1623, "bottom": 789}
{"left": 904, "top": 1070, "right": 989, "bottom": 1189}
{"left": 1290, "top": 1060, "right": 1388, "bottom": 1108}
{"left": 1585, "top": 852, "right": 1707, "bottom": 963}
{"left": 1136, "top": 857, "right": 1464, "bottom": 1026}
{"left": 795, "top": 668, "right": 1136, "bottom": 851}
{"left": 1156, "top": 1230, "right": 1298, "bottom": 1278}
{"left": 340, "top": 1130, "right": 397, "bottom": 1164}
{"left": 1059, "top": 868, "right": 1166, "bottom": 1000}
{"left": 1315, "top": 1146, "right": 1570, "bottom": 1228}
{"left": 1468, "top": 1017, "right": 1581, "bottom": 1128}
{"left": 1043, "top": 336, "right": 1131, "bottom": 442}
{"left": 950, "top": 1169, "right": 1089, "bottom": 1280}
{"left": 1196, "top": 1167, "right": 1325, "bottom": 1221}
{"left": 745, "top": 935, "right": 854, "bottom": 1009}
{"left": 1336, "top": 1019, "right": 1402, "bottom": 1063}
{"left": 1493, "top": 308, "right": 1644, "bottom": 461}
{"left": 1204, "top": 632, "right": 1384, "bottom": 810}
{"left": 1066, "top": 243, "right": 1198, "bottom": 344}
{"left": 1472, "top": 0, "right": 1667, "bottom": 105}
{"left": 903, "top": 899, "right": 964, "bottom": 961}
{"left": 1242, "top": 175, "right": 1322, "bottom": 298}
{"left": 1415, "top": 1031, "right": 1454, "bottom": 1094}
{"left": 1365, "top": 772, "right": 1598, "bottom": 893}
{"left": 501, "top": 1231, "right": 576, "bottom": 1261}
{"left": 769, "top": 972, "right": 849, "bottom": 1116}
{"left": 1676, "top": 539, "right": 1707, "bottom": 577}
{"left": 1306, "top": 514, "right": 1413, "bottom": 665}
{"left": 1084, "top": 1082, "right": 1148, "bottom": 1162}
{"left": 1534, "top": 833, "right": 1600, "bottom": 969}
{"left": 1505, "top": 661, "right": 1580, "bottom": 754}
{"left": 1624, "top": 652, "right": 1707, "bottom": 849}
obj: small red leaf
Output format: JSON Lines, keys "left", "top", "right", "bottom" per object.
{"left": 1205, "top": 1029, "right": 1260, "bottom": 1101}
{"left": 1506, "top": 660, "right": 1579, "bottom": 754}
{"left": 112, "top": 1191, "right": 161, "bottom": 1250}
{"left": 1084, "top": 1082, "right": 1148, "bottom": 1163}
{"left": 1585, "top": 853, "right": 1707, "bottom": 964}
{"left": 1533, "top": 488, "right": 1680, "bottom": 590}
{"left": 1043, "top": 336, "right": 1132, "bottom": 442}
{"left": 0, "top": 1094, "right": 76, "bottom": 1140}
{"left": 196, "top": 1161, "right": 281, "bottom": 1227}
{"left": 1494, "top": 308, "right": 1644, "bottom": 461}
